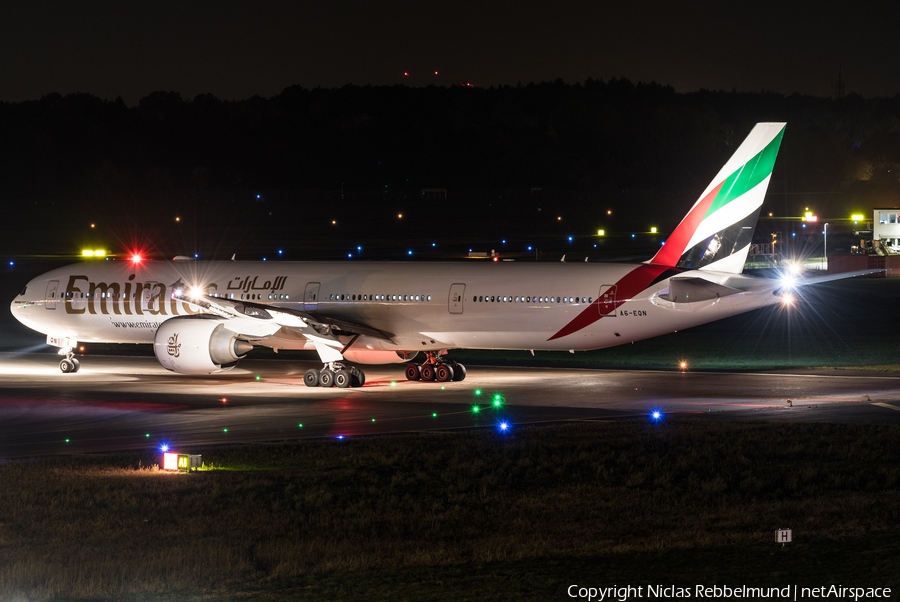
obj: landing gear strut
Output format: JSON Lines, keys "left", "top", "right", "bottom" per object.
{"left": 405, "top": 351, "right": 466, "bottom": 383}
{"left": 58, "top": 347, "right": 80, "bottom": 373}
{"left": 304, "top": 363, "right": 365, "bottom": 388}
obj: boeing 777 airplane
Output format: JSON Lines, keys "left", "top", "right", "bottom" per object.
{"left": 8, "top": 123, "right": 864, "bottom": 386}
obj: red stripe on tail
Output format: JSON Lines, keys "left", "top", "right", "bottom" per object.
{"left": 649, "top": 181, "right": 723, "bottom": 267}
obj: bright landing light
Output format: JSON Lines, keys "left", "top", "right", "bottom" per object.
{"left": 781, "top": 292, "right": 795, "bottom": 305}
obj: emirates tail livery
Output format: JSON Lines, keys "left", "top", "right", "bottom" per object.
{"left": 8, "top": 123, "right": 867, "bottom": 386}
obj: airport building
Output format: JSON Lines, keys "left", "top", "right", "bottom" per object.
{"left": 828, "top": 208, "right": 900, "bottom": 277}
{"left": 874, "top": 208, "right": 900, "bottom": 246}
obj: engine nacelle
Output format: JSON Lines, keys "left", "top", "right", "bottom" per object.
{"left": 341, "top": 349, "right": 419, "bottom": 365}
{"left": 153, "top": 315, "right": 253, "bottom": 374}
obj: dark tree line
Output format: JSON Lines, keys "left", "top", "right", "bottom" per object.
{"left": 2, "top": 81, "right": 900, "bottom": 259}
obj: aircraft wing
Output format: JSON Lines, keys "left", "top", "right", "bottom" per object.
{"left": 174, "top": 291, "right": 395, "bottom": 343}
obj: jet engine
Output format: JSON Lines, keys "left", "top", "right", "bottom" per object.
{"left": 341, "top": 349, "right": 419, "bottom": 364}
{"left": 153, "top": 315, "right": 253, "bottom": 374}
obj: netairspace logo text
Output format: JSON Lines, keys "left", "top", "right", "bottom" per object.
{"left": 567, "top": 584, "right": 892, "bottom": 601}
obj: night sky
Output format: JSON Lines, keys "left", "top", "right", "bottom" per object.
{"left": 2, "top": 0, "right": 899, "bottom": 104}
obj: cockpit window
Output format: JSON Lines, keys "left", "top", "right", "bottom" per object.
{"left": 19, "top": 286, "right": 27, "bottom": 296}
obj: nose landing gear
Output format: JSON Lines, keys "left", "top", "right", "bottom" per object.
{"left": 58, "top": 347, "right": 80, "bottom": 373}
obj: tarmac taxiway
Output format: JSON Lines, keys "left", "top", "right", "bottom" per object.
{"left": 1, "top": 353, "right": 899, "bottom": 458}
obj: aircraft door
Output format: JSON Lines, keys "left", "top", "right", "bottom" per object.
{"left": 304, "top": 282, "right": 320, "bottom": 312}
{"left": 448, "top": 283, "right": 465, "bottom": 314}
{"left": 598, "top": 284, "right": 617, "bottom": 316}
{"left": 141, "top": 282, "right": 158, "bottom": 312}
{"left": 45, "top": 280, "right": 59, "bottom": 310}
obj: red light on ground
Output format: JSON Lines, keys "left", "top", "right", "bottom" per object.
{"left": 434, "top": 71, "right": 438, "bottom": 75}
{"left": 163, "top": 452, "right": 178, "bottom": 471}
{"left": 403, "top": 72, "right": 409, "bottom": 76}
{"left": 493, "top": 257, "right": 498, "bottom": 262}
{"left": 221, "top": 398, "right": 227, "bottom": 404}
{"left": 130, "top": 254, "right": 142, "bottom": 263}
{"left": 79, "top": 346, "right": 85, "bottom": 352}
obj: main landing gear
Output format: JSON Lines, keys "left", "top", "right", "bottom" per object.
{"left": 58, "top": 347, "right": 80, "bottom": 373}
{"left": 304, "top": 363, "right": 365, "bottom": 388}
{"left": 405, "top": 351, "right": 466, "bottom": 383}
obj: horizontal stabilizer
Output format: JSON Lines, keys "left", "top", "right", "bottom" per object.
{"left": 661, "top": 277, "right": 741, "bottom": 303}
{"left": 797, "top": 269, "right": 886, "bottom": 285}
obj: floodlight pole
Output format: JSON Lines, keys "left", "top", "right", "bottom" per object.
{"left": 823, "top": 223, "right": 828, "bottom": 270}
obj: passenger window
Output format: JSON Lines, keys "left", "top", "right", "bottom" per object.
{"left": 427, "top": 295, "right": 431, "bottom": 301}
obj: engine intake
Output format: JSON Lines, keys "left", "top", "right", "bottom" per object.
{"left": 154, "top": 315, "right": 253, "bottom": 374}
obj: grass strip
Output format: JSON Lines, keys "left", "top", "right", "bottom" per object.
{"left": 1, "top": 419, "right": 898, "bottom": 600}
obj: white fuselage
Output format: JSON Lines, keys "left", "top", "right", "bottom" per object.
{"left": 10, "top": 259, "right": 781, "bottom": 356}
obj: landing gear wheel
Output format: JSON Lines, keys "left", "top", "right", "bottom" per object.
{"left": 435, "top": 364, "right": 455, "bottom": 383}
{"left": 351, "top": 368, "right": 366, "bottom": 388}
{"left": 334, "top": 369, "right": 352, "bottom": 388}
{"left": 319, "top": 369, "right": 335, "bottom": 388}
{"left": 70, "top": 358, "right": 80, "bottom": 373}
{"left": 405, "top": 363, "right": 421, "bottom": 381}
{"left": 451, "top": 363, "right": 466, "bottom": 381}
{"left": 59, "top": 359, "right": 75, "bottom": 373}
{"left": 420, "top": 364, "right": 435, "bottom": 381}
{"left": 303, "top": 369, "right": 320, "bottom": 387}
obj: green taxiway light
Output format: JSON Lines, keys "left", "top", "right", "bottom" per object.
{"left": 390, "top": 381, "right": 397, "bottom": 387}
{"left": 372, "top": 418, "right": 376, "bottom": 422}
{"left": 475, "top": 389, "right": 482, "bottom": 396}
{"left": 65, "top": 439, "right": 70, "bottom": 443}
{"left": 298, "top": 423, "right": 303, "bottom": 428}
{"left": 255, "top": 376, "right": 261, "bottom": 381}
{"left": 432, "top": 413, "right": 437, "bottom": 417}
{"left": 223, "top": 428, "right": 228, "bottom": 433}
{"left": 472, "top": 406, "right": 480, "bottom": 413}
{"left": 145, "top": 433, "right": 150, "bottom": 437}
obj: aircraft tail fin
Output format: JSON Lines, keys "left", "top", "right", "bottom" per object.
{"left": 649, "top": 122, "right": 786, "bottom": 274}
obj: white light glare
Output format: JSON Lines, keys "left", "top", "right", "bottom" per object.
{"left": 782, "top": 293, "right": 795, "bottom": 305}
{"left": 780, "top": 273, "right": 797, "bottom": 289}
